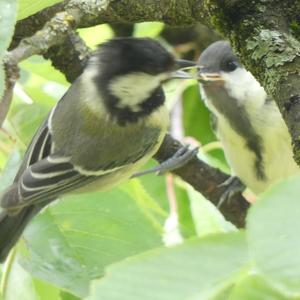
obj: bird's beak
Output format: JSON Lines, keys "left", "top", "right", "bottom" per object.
{"left": 171, "top": 59, "right": 198, "bottom": 79}
{"left": 197, "top": 67, "right": 224, "bottom": 83}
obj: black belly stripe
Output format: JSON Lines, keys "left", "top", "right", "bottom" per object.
{"left": 206, "top": 86, "right": 267, "bottom": 181}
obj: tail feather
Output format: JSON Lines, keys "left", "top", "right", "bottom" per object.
{"left": 0, "top": 181, "right": 54, "bottom": 262}
{"left": 0, "top": 207, "right": 39, "bottom": 262}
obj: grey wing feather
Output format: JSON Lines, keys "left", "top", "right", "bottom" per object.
{"left": 3, "top": 112, "right": 96, "bottom": 210}
{"left": 14, "top": 115, "right": 52, "bottom": 182}
{"left": 2, "top": 154, "right": 98, "bottom": 209}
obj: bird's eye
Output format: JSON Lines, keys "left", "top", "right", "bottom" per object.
{"left": 225, "top": 60, "right": 238, "bottom": 72}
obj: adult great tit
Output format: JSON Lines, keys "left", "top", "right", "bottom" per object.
{"left": 197, "top": 40, "right": 299, "bottom": 195}
{"left": 0, "top": 37, "right": 194, "bottom": 261}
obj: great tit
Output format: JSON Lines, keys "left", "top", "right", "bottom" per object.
{"left": 0, "top": 37, "right": 194, "bottom": 261}
{"left": 197, "top": 40, "right": 299, "bottom": 195}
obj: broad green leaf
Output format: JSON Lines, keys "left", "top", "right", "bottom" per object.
{"left": 21, "top": 184, "right": 165, "bottom": 297}
{"left": 60, "top": 290, "right": 80, "bottom": 300}
{"left": 33, "top": 278, "right": 62, "bottom": 300}
{"left": 228, "top": 274, "right": 287, "bottom": 300}
{"left": 133, "top": 22, "right": 164, "bottom": 38}
{"left": 187, "top": 184, "right": 235, "bottom": 237}
{"left": 132, "top": 161, "right": 196, "bottom": 237}
{"left": 247, "top": 175, "right": 300, "bottom": 297}
{"left": 1, "top": 254, "right": 61, "bottom": 300}
{"left": 3, "top": 257, "right": 39, "bottom": 300}
{"left": 174, "top": 183, "right": 197, "bottom": 237}
{"left": 17, "top": 0, "right": 63, "bottom": 20}
{"left": 182, "top": 84, "right": 215, "bottom": 144}
{"left": 87, "top": 232, "right": 248, "bottom": 300}
{"left": 208, "top": 284, "right": 235, "bottom": 300}
{"left": 182, "top": 83, "right": 228, "bottom": 168}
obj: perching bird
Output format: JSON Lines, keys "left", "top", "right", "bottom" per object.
{"left": 198, "top": 40, "right": 299, "bottom": 195}
{"left": 0, "top": 37, "right": 194, "bottom": 261}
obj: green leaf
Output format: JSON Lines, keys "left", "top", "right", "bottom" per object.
{"left": 17, "top": 0, "right": 63, "bottom": 20}
{"left": 20, "top": 184, "right": 165, "bottom": 297}
{"left": 187, "top": 184, "right": 236, "bottom": 237}
{"left": 247, "top": 175, "right": 300, "bottom": 297}
{"left": 86, "top": 232, "right": 248, "bottom": 300}
{"left": 134, "top": 161, "right": 196, "bottom": 237}
{"left": 33, "top": 278, "right": 62, "bottom": 300}
{"left": 3, "top": 255, "right": 40, "bottom": 300}
{"left": 228, "top": 274, "right": 287, "bottom": 300}
{"left": 1, "top": 254, "right": 61, "bottom": 300}
{"left": 60, "top": 290, "right": 80, "bottom": 300}
{"left": 182, "top": 84, "right": 215, "bottom": 144}
{"left": 133, "top": 22, "right": 165, "bottom": 38}
{"left": 182, "top": 83, "right": 227, "bottom": 168}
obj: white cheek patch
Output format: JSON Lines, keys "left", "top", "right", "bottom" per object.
{"left": 80, "top": 64, "right": 106, "bottom": 116}
{"left": 221, "top": 68, "right": 267, "bottom": 108}
{"left": 109, "top": 72, "right": 164, "bottom": 109}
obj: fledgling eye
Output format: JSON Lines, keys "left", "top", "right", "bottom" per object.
{"left": 225, "top": 60, "right": 239, "bottom": 72}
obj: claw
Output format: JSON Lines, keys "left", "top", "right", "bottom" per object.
{"left": 132, "top": 145, "right": 198, "bottom": 178}
{"left": 217, "top": 176, "right": 245, "bottom": 208}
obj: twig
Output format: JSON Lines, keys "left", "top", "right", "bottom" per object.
{"left": 7, "top": 11, "right": 76, "bottom": 65}
{"left": 1, "top": 11, "right": 77, "bottom": 124}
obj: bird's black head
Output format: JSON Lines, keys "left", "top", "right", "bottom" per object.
{"left": 87, "top": 37, "right": 192, "bottom": 125}
{"left": 95, "top": 37, "right": 175, "bottom": 78}
{"left": 198, "top": 40, "right": 241, "bottom": 74}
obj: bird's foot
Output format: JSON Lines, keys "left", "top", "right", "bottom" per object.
{"left": 217, "top": 176, "right": 245, "bottom": 208}
{"left": 132, "top": 145, "right": 198, "bottom": 178}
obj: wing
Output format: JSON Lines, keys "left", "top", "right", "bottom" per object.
{"left": 14, "top": 117, "right": 51, "bottom": 182}
{"left": 3, "top": 113, "right": 98, "bottom": 209}
{"left": 1, "top": 154, "right": 98, "bottom": 209}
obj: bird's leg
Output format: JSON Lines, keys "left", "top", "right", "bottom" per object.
{"left": 132, "top": 145, "right": 198, "bottom": 178}
{"left": 217, "top": 176, "right": 246, "bottom": 208}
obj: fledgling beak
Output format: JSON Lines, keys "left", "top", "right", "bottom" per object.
{"left": 171, "top": 59, "right": 198, "bottom": 79}
{"left": 197, "top": 66, "right": 224, "bottom": 83}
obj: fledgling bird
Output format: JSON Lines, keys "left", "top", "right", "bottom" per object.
{"left": 198, "top": 40, "right": 299, "bottom": 195}
{"left": 0, "top": 37, "right": 194, "bottom": 261}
